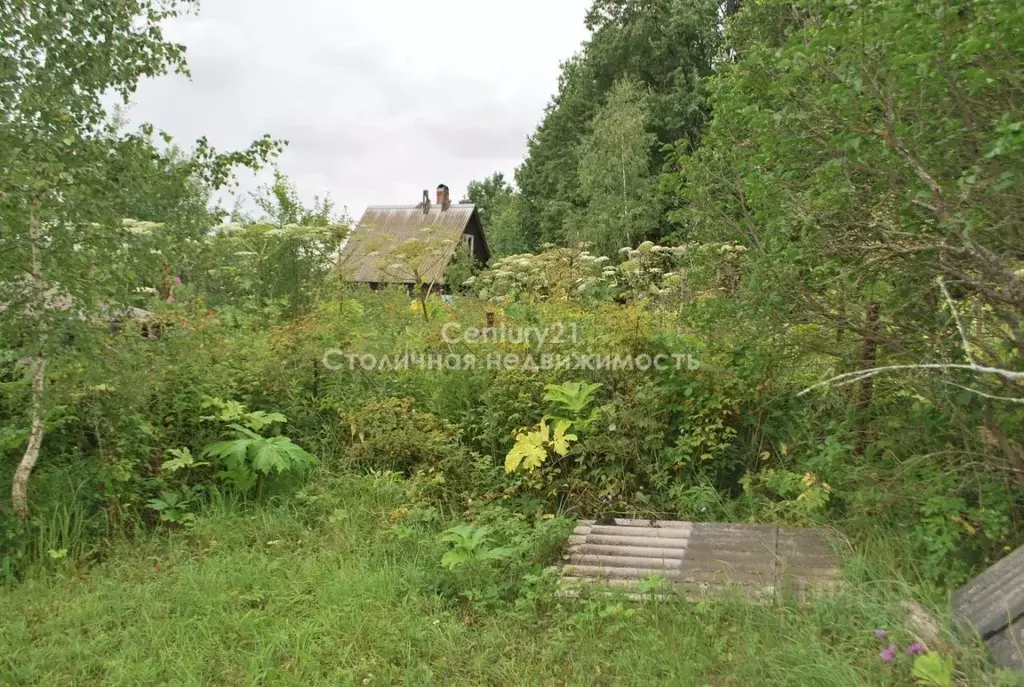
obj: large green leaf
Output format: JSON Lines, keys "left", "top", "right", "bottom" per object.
{"left": 203, "top": 439, "right": 253, "bottom": 472}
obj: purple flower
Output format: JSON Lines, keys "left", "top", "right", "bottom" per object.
{"left": 173, "top": 275, "right": 182, "bottom": 285}
{"left": 874, "top": 629, "right": 887, "bottom": 639}
{"left": 906, "top": 642, "right": 926, "bottom": 656}
{"left": 880, "top": 645, "right": 897, "bottom": 662}
{"left": 166, "top": 296, "right": 175, "bottom": 303}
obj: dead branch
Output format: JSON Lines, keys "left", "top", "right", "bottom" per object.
{"left": 939, "top": 276, "right": 976, "bottom": 365}
{"left": 799, "top": 363, "right": 1024, "bottom": 397}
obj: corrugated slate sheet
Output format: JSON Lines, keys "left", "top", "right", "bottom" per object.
{"left": 559, "top": 519, "right": 842, "bottom": 603}
{"left": 953, "top": 545, "right": 1024, "bottom": 669}
{"left": 339, "top": 205, "right": 476, "bottom": 284}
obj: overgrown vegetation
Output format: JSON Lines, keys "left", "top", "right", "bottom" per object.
{"left": 2, "top": 0, "right": 1022, "bottom": 683}
{"left": 0, "top": 473, "right": 1008, "bottom": 685}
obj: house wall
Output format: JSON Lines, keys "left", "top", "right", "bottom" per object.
{"left": 462, "top": 215, "right": 490, "bottom": 265}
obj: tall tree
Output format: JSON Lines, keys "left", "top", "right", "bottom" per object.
{"left": 0, "top": 0, "right": 282, "bottom": 518}
{"left": 462, "top": 172, "right": 513, "bottom": 228}
{"left": 515, "top": 56, "right": 602, "bottom": 249}
{"left": 249, "top": 169, "right": 345, "bottom": 228}
{"left": 574, "top": 78, "right": 657, "bottom": 256}
{"left": 676, "top": 0, "right": 1024, "bottom": 470}
{"left": 461, "top": 172, "right": 522, "bottom": 258}
{"left": 513, "top": 0, "right": 722, "bottom": 249}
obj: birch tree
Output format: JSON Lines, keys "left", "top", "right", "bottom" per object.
{"left": 575, "top": 78, "right": 657, "bottom": 257}
{"left": 0, "top": 0, "right": 281, "bottom": 518}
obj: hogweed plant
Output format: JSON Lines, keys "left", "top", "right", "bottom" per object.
{"left": 199, "top": 397, "right": 318, "bottom": 493}
{"left": 146, "top": 448, "right": 210, "bottom": 527}
{"left": 504, "top": 381, "right": 602, "bottom": 474}
{"left": 437, "top": 524, "right": 517, "bottom": 605}
{"left": 438, "top": 524, "right": 515, "bottom": 571}
{"left": 504, "top": 419, "right": 578, "bottom": 473}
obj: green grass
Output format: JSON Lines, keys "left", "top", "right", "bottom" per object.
{"left": 0, "top": 474, "right": 1010, "bottom": 686}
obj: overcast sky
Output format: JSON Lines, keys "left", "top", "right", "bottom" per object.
{"left": 124, "top": 0, "right": 593, "bottom": 221}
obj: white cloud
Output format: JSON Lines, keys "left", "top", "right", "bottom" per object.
{"left": 123, "top": 0, "right": 592, "bottom": 220}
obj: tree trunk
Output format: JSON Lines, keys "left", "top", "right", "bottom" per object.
{"left": 12, "top": 205, "right": 47, "bottom": 519}
{"left": 854, "top": 302, "right": 880, "bottom": 456}
{"left": 12, "top": 354, "right": 46, "bottom": 519}
{"left": 417, "top": 276, "right": 433, "bottom": 323}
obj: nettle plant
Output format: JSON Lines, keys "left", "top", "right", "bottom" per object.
{"left": 199, "top": 397, "right": 318, "bottom": 493}
{"left": 505, "top": 381, "right": 603, "bottom": 474}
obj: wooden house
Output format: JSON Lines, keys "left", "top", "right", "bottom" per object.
{"left": 337, "top": 184, "right": 489, "bottom": 290}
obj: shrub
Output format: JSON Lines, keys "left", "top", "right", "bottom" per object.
{"left": 342, "top": 397, "right": 459, "bottom": 474}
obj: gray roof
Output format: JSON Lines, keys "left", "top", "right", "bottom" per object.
{"left": 339, "top": 204, "right": 478, "bottom": 284}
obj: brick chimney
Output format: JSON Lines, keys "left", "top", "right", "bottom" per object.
{"left": 436, "top": 183, "right": 451, "bottom": 211}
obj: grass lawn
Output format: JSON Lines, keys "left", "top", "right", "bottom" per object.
{"left": 0, "top": 475, "right": 1009, "bottom": 686}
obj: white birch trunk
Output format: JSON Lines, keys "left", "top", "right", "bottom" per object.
{"left": 12, "top": 354, "right": 45, "bottom": 518}
{"left": 12, "top": 207, "right": 46, "bottom": 519}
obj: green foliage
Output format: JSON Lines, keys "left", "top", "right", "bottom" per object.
{"left": 573, "top": 78, "right": 658, "bottom": 256}
{"left": 675, "top": 0, "right": 1024, "bottom": 403}
{"left": 200, "top": 398, "right": 317, "bottom": 493}
{"left": 244, "top": 168, "right": 346, "bottom": 229}
{"left": 740, "top": 469, "right": 834, "bottom": 525}
{"left": 469, "top": 245, "right": 616, "bottom": 302}
{"left": 442, "top": 243, "right": 480, "bottom": 293}
{"left": 912, "top": 652, "right": 954, "bottom": 686}
{"left": 201, "top": 397, "right": 288, "bottom": 433}
{"left": 3, "top": 6, "right": 1024, "bottom": 686}
{"left": 424, "top": 506, "right": 574, "bottom": 609}
{"left": 0, "top": 0, "right": 284, "bottom": 519}
{"left": 513, "top": 0, "right": 722, "bottom": 248}
{"left": 146, "top": 488, "right": 200, "bottom": 527}
{"left": 543, "top": 380, "right": 603, "bottom": 425}
{"left": 505, "top": 380, "right": 602, "bottom": 475}
{"left": 461, "top": 172, "right": 522, "bottom": 257}
{"left": 160, "top": 448, "right": 208, "bottom": 474}
{"left": 469, "top": 241, "right": 749, "bottom": 307}
{"left": 342, "top": 397, "right": 458, "bottom": 474}
{"left": 201, "top": 219, "right": 348, "bottom": 319}
{"left": 438, "top": 524, "right": 515, "bottom": 570}
{"left": 0, "top": 475, "right": 1009, "bottom": 685}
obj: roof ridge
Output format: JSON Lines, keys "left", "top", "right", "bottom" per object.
{"left": 363, "top": 204, "right": 475, "bottom": 210}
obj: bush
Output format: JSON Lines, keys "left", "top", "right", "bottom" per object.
{"left": 342, "top": 397, "right": 460, "bottom": 474}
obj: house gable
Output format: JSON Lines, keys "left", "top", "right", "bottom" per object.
{"left": 338, "top": 195, "right": 490, "bottom": 285}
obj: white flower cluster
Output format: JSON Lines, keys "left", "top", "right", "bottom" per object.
{"left": 471, "top": 241, "right": 749, "bottom": 303}
{"left": 122, "top": 218, "right": 165, "bottom": 236}
{"left": 470, "top": 247, "right": 615, "bottom": 301}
